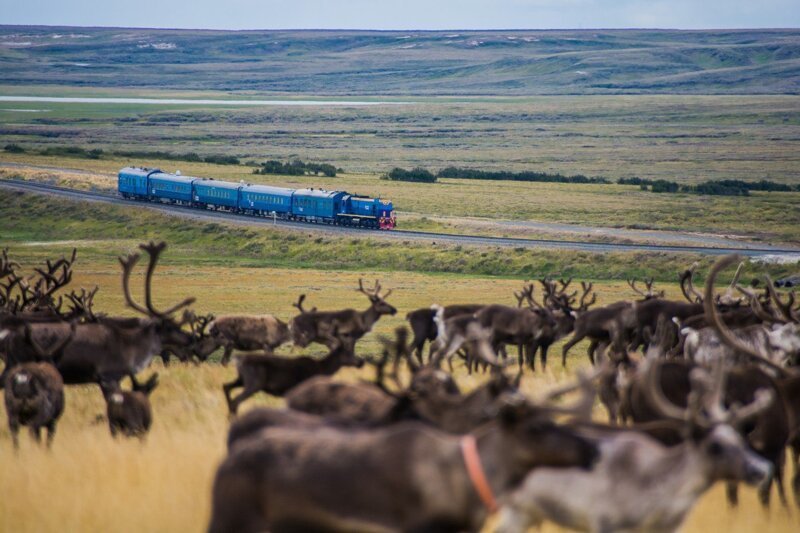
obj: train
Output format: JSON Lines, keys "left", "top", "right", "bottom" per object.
{"left": 117, "top": 167, "right": 396, "bottom": 230}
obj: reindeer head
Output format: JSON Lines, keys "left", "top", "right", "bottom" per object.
{"left": 10, "top": 370, "right": 37, "bottom": 400}
{"left": 627, "top": 277, "right": 664, "bottom": 300}
{"left": 644, "top": 359, "right": 773, "bottom": 485}
{"left": 119, "top": 242, "right": 196, "bottom": 347}
{"left": 493, "top": 380, "right": 599, "bottom": 472}
{"left": 357, "top": 279, "right": 397, "bottom": 316}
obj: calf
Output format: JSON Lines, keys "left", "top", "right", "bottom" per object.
{"left": 4, "top": 362, "right": 64, "bottom": 449}
{"left": 100, "top": 375, "right": 158, "bottom": 439}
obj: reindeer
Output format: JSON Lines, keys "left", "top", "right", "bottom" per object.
{"left": 497, "top": 361, "right": 774, "bottom": 533}
{"left": 406, "top": 303, "right": 485, "bottom": 364}
{"left": 100, "top": 376, "right": 158, "bottom": 439}
{"left": 208, "top": 313, "right": 289, "bottom": 366}
{"left": 428, "top": 304, "right": 511, "bottom": 372}
{"left": 160, "top": 312, "right": 218, "bottom": 365}
{"left": 681, "top": 262, "right": 800, "bottom": 367}
{"left": 522, "top": 280, "right": 595, "bottom": 371}
{"left": 208, "top": 389, "right": 599, "bottom": 533}
{"left": 4, "top": 362, "right": 65, "bottom": 449}
{"left": 1, "top": 242, "right": 195, "bottom": 390}
{"left": 289, "top": 279, "right": 396, "bottom": 349}
{"left": 222, "top": 334, "right": 363, "bottom": 415}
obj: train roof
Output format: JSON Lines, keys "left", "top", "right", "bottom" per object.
{"left": 147, "top": 170, "right": 202, "bottom": 184}
{"left": 191, "top": 179, "right": 242, "bottom": 190}
{"left": 241, "top": 184, "right": 295, "bottom": 196}
{"left": 293, "top": 188, "right": 345, "bottom": 199}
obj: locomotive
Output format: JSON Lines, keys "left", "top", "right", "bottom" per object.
{"left": 118, "top": 167, "right": 396, "bottom": 230}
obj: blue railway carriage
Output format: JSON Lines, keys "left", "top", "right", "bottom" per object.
{"left": 118, "top": 167, "right": 158, "bottom": 199}
{"left": 291, "top": 188, "right": 346, "bottom": 223}
{"left": 340, "top": 195, "right": 396, "bottom": 229}
{"left": 148, "top": 172, "right": 197, "bottom": 204}
{"left": 193, "top": 179, "right": 242, "bottom": 210}
{"left": 239, "top": 184, "right": 294, "bottom": 216}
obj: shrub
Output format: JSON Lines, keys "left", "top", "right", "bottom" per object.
{"left": 382, "top": 167, "right": 437, "bottom": 183}
{"left": 4, "top": 143, "right": 25, "bottom": 153}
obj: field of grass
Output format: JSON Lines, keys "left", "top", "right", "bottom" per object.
{"left": 3, "top": 188, "right": 798, "bottom": 282}
{"left": 1, "top": 241, "right": 798, "bottom": 532}
{"left": 2, "top": 93, "right": 799, "bottom": 184}
{"left": 3, "top": 148, "right": 800, "bottom": 246}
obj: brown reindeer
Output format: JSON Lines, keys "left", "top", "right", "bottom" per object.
{"left": 4, "top": 362, "right": 65, "bottom": 449}
{"left": 406, "top": 303, "right": 485, "bottom": 364}
{"left": 222, "top": 334, "right": 363, "bottom": 415}
{"left": 100, "top": 376, "right": 158, "bottom": 439}
{"left": 1, "top": 242, "right": 195, "bottom": 390}
{"left": 208, "top": 391, "right": 599, "bottom": 533}
{"left": 289, "top": 279, "right": 397, "bottom": 349}
{"left": 209, "top": 313, "right": 290, "bottom": 366}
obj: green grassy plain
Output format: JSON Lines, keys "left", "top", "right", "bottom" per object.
{"left": 3, "top": 148, "right": 800, "bottom": 246}
{"left": 2, "top": 94, "right": 799, "bottom": 183}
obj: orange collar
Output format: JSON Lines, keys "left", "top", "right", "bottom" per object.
{"left": 460, "top": 435, "right": 498, "bottom": 514}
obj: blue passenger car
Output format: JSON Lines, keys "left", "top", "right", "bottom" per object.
{"left": 148, "top": 172, "right": 197, "bottom": 204}
{"left": 291, "top": 189, "right": 346, "bottom": 221}
{"left": 239, "top": 184, "right": 294, "bottom": 216}
{"left": 192, "top": 179, "right": 242, "bottom": 209}
{"left": 118, "top": 167, "right": 157, "bottom": 199}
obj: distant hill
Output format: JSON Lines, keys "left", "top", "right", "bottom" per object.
{"left": 1, "top": 26, "right": 798, "bottom": 94}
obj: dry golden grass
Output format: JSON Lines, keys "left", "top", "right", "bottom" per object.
{"left": 1, "top": 260, "right": 798, "bottom": 532}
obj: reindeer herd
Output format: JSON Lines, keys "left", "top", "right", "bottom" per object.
{"left": 2, "top": 241, "right": 800, "bottom": 533}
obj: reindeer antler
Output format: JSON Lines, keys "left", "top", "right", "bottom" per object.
{"left": 292, "top": 294, "right": 316, "bottom": 314}
{"left": 357, "top": 278, "right": 392, "bottom": 301}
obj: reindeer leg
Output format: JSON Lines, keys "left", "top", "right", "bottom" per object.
{"left": 29, "top": 425, "right": 42, "bottom": 445}
{"left": 772, "top": 451, "right": 788, "bottom": 508}
{"left": 726, "top": 482, "right": 740, "bottom": 507}
{"left": 528, "top": 341, "right": 538, "bottom": 372}
{"left": 46, "top": 420, "right": 57, "bottom": 448}
{"left": 791, "top": 445, "right": 800, "bottom": 508}
{"left": 221, "top": 345, "right": 233, "bottom": 366}
{"left": 587, "top": 339, "right": 599, "bottom": 365}
{"left": 222, "top": 377, "right": 243, "bottom": 415}
{"left": 561, "top": 334, "right": 583, "bottom": 367}
{"left": 539, "top": 342, "right": 551, "bottom": 372}
{"left": 159, "top": 348, "right": 171, "bottom": 367}
{"left": 227, "top": 384, "right": 260, "bottom": 416}
{"left": 9, "top": 419, "right": 20, "bottom": 450}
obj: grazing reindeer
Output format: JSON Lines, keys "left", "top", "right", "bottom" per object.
{"left": 208, "top": 391, "right": 599, "bottom": 533}
{"left": 209, "top": 313, "right": 290, "bottom": 366}
{"left": 406, "top": 303, "right": 485, "bottom": 364}
{"left": 100, "top": 376, "right": 158, "bottom": 439}
{"left": 560, "top": 301, "right": 632, "bottom": 367}
{"left": 160, "top": 311, "right": 219, "bottom": 365}
{"left": 289, "top": 279, "right": 397, "bottom": 349}
{"left": 222, "top": 334, "right": 362, "bottom": 415}
{"left": 2, "top": 242, "right": 195, "bottom": 390}
{"left": 429, "top": 304, "right": 508, "bottom": 371}
{"left": 497, "top": 361, "right": 774, "bottom": 533}
{"left": 4, "top": 362, "right": 64, "bottom": 449}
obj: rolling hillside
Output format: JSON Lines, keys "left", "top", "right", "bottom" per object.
{"left": 1, "top": 26, "right": 799, "bottom": 94}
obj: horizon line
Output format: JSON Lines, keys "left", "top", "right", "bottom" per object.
{"left": 2, "top": 23, "right": 799, "bottom": 32}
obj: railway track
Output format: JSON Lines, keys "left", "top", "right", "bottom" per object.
{"left": 2, "top": 178, "right": 798, "bottom": 258}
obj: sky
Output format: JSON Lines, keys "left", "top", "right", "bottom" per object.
{"left": 1, "top": 0, "right": 799, "bottom": 30}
